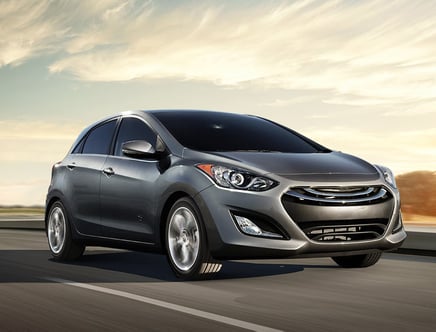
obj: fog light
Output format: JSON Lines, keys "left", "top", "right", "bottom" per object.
{"left": 235, "top": 216, "right": 262, "bottom": 236}
{"left": 234, "top": 215, "right": 282, "bottom": 238}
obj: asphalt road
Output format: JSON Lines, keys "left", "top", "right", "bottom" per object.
{"left": 0, "top": 229, "right": 435, "bottom": 331}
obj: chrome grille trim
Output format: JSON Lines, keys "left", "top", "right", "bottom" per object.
{"left": 304, "top": 186, "right": 375, "bottom": 198}
{"left": 285, "top": 186, "right": 389, "bottom": 205}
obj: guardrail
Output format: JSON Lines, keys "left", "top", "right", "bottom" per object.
{"left": 0, "top": 218, "right": 45, "bottom": 230}
{"left": 0, "top": 218, "right": 435, "bottom": 255}
{"left": 397, "top": 225, "right": 436, "bottom": 256}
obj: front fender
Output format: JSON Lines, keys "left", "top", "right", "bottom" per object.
{"left": 153, "top": 164, "right": 214, "bottom": 246}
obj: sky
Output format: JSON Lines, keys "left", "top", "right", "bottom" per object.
{"left": 1, "top": 0, "right": 436, "bottom": 206}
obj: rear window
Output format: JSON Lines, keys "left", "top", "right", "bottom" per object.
{"left": 152, "top": 111, "right": 326, "bottom": 153}
{"left": 82, "top": 120, "right": 117, "bottom": 155}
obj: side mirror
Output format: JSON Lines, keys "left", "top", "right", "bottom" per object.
{"left": 122, "top": 140, "right": 156, "bottom": 158}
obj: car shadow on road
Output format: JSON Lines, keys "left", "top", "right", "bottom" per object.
{"left": 0, "top": 249, "right": 338, "bottom": 283}
{"left": 65, "top": 250, "right": 342, "bottom": 281}
{"left": 75, "top": 251, "right": 311, "bottom": 281}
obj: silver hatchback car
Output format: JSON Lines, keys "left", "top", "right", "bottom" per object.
{"left": 46, "top": 110, "right": 406, "bottom": 279}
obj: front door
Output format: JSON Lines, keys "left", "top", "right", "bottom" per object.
{"left": 99, "top": 116, "right": 161, "bottom": 244}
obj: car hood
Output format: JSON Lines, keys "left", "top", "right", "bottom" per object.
{"left": 197, "top": 150, "right": 380, "bottom": 181}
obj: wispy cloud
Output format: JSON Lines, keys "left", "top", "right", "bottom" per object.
{"left": 263, "top": 95, "right": 319, "bottom": 107}
{"left": 50, "top": 0, "right": 436, "bottom": 109}
{"left": 2, "top": 0, "right": 436, "bottom": 110}
{"left": 0, "top": 0, "right": 128, "bottom": 66}
{"left": 0, "top": 120, "right": 81, "bottom": 140}
{"left": 0, "top": 0, "right": 63, "bottom": 66}
{"left": 0, "top": 120, "right": 82, "bottom": 162}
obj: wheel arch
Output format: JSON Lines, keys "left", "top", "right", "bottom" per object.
{"left": 45, "top": 196, "right": 61, "bottom": 232}
{"left": 45, "top": 193, "right": 80, "bottom": 240}
{"left": 158, "top": 191, "right": 191, "bottom": 253}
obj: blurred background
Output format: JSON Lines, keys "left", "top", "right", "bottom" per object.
{"left": 1, "top": 0, "right": 435, "bottom": 225}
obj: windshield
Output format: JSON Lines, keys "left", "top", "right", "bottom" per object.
{"left": 152, "top": 111, "right": 329, "bottom": 153}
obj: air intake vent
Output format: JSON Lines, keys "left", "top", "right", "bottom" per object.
{"left": 299, "top": 219, "right": 389, "bottom": 242}
{"left": 284, "top": 186, "right": 390, "bottom": 206}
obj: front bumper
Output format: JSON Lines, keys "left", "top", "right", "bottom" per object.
{"left": 194, "top": 180, "right": 407, "bottom": 260}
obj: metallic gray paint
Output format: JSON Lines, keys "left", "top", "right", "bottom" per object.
{"left": 46, "top": 110, "right": 406, "bottom": 261}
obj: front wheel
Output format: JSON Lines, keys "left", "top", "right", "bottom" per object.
{"left": 47, "top": 201, "right": 85, "bottom": 261}
{"left": 332, "top": 252, "right": 382, "bottom": 268}
{"left": 165, "top": 197, "right": 221, "bottom": 280}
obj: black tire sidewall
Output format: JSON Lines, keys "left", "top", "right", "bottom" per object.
{"left": 332, "top": 252, "right": 382, "bottom": 268}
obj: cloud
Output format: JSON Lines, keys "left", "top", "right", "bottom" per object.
{"left": 3, "top": 1, "right": 435, "bottom": 205}
{"left": 0, "top": 120, "right": 81, "bottom": 140}
{"left": 0, "top": 0, "right": 436, "bottom": 106}
{"left": 0, "top": 120, "right": 83, "bottom": 162}
{"left": 0, "top": 0, "right": 63, "bottom": 66}
{"left": 3, "top": 0, "right": 436, "bottom": 109}
{"left": 263, "top": 95, "right": 319, "bottom": 107}
{"left": 0, "top": 0, "right": 130, "bottom": 66}
{"left": 45, "top": 0, "right": 436, "bottom": 109}
{"left": 382, "top": 99, "right": 436, "bottom": 117}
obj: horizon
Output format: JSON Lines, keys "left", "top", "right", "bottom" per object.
{"left": 1, "top": 0, "right": 436, "bottom": 205}
{"left": 0, "top": 169, "right": 435, "bottom": 208}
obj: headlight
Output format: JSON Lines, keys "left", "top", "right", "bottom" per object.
{"left": 196, "top": 164, "right": 278, "bottom": 191}
{"left": 374, "top": 164, "right": 397, "bottom": 188}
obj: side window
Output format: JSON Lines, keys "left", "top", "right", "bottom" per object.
{"left": 114, "top": 117, "right": 157, "bottom": 156}
{"left": 71, "top": 139, "right": 84, "bottom": 154}
{"left": 82, "top": 120, "right": 117, "bottom": 155}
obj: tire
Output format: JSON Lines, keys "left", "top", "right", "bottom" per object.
{"left": 332, "top": 252, "right": 382, "bottom": 268}
{"left": 47, "top": 201, "right": 85, "bottom": 261}
{"left": 165, "top": 197, "right": 221, "bottom": 280}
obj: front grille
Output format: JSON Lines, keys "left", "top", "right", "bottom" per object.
{"left": 284, "top": 186, "right": 390, "bottom": 206}
{"left": 299, "top": 219, "right": 389, "bottom": 242}
{"left": 281, "top": 186, "right": 394, "bottom": 242}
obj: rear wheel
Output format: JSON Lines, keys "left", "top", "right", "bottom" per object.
{"left": 332, "top": 252, "right": 382, "bottom": 268}
{"left": 165, "top": 197, "right": 221, "bottom": 280}
{"left": 47, "top": 201, "right": 85, "bottom": 261}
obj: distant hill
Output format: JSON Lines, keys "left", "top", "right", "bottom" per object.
{"left": 0, "top": 206, "right": 44, "bottom": 215}
{"left": 396, "top": 171, "right": 436, "bottom": 217}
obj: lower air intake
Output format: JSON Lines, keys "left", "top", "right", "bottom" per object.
{"left": 300, "top": 219, "right": 389, "bottom": 242}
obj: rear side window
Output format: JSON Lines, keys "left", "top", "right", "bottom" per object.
{"left": 82, "top": 120, "right": 117, "bottom": 155}
{"left": 71, "top": 139, "right": 84, "bottom": 154}
{"left": 114, "top": 117, "right": 157, "bottom": 156}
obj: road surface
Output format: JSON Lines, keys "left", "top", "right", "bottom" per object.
{"left": 0, "top": 229, "right": 435, "bottom": 331}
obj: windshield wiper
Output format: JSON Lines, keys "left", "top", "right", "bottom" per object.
{"left": 233, "top": 149, "right": 281, "bottom": 153}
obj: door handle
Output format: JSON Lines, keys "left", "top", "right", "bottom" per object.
{"left": 102, "top": 167, "right": 115, "bottom": 176}
{"left": 67, "top": 162, "right": 76, "bottom": 170}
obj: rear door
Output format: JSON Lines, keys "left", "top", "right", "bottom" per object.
{"left": 99, "top": 116, "right": 161, "bottom": 243}
{"left": 63, "top": 119, "right": 118, "bottom": 236}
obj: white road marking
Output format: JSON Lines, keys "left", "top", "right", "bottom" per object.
{"left": 44, "top": 277, "right": 282, "bottom": 332}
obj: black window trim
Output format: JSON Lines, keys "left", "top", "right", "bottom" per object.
{"left": 110, "top": 115, "right": 164, "bottom": 159}
{"left": 71, "top": 115, "right": 167, "bottom": 157}
{"left": 72, "top": 117, "right": 119, "bottom": 155}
